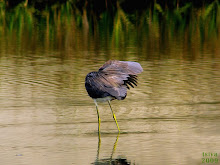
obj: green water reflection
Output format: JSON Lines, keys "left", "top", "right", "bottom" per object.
{"left": 0, "top": 1, "right": 219, "bottom": 165}
{"left": 0, "top": 1, "right": 219, "bottom": 60}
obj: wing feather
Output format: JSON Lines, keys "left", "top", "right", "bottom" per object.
{"left": 85, "top": 72, "right": 127, "bottom": 100}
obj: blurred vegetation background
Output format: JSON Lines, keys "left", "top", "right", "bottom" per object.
{"left": 0, "top": 0, "right": 219, "bottom": 60}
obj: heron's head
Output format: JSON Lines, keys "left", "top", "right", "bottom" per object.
{"left": 85, "top": 72, "right": 98, "bottom": 81}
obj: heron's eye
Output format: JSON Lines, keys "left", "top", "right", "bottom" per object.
{"left": 87, "top": 73, "right": 94, "bottom": 77}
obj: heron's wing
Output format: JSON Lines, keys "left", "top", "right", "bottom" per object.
{"left": 99, "top": 60, "right": 143, "bottom": 75}
{"left": 86, "top": 60, "right": 143, "bottom": 99}
{"left": 87, "top": 73, "right": 127, "bottom": 100}
{"left": 98, "top": 60, "right": 143, "bottom": 89}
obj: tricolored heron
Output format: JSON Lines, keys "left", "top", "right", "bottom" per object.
{"left": 85, "top": 60, "right": 143, "bottom": 132}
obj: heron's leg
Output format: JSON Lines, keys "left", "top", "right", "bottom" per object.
{"left": 111, "top": 132, "right": 120, "bottom": 159}
{"left": 94, "top": 100, "right": 101, "bottom": 134}
{"left": 108, "top": 100, "right": 120, "bottom": 132}
{"left": 96, "top": 131, "right": 101, "bottom": 161}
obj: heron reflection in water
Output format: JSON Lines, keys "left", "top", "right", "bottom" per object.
{"left": 93, "top": 133, "right": 131, "bottom": 165}
{"left": 85, "top": 60, "right": 143, "bottom": 132}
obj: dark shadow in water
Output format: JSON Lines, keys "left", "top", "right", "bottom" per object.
{"left": 92, "top": 132, "right": 132, "bottom": 165}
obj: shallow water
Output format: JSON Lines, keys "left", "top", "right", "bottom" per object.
{"left": 0, "top": 3, "right": 220, "bottom": 165}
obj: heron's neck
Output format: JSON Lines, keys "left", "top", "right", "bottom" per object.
{"left": 94, "top": 96, "right": 114, "bottom": 103}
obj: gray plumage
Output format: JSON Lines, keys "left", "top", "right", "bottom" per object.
{"left": 85, "top": 60, "right": 143, "bottom": 101}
